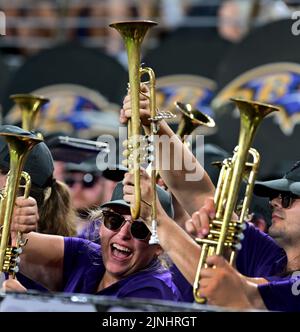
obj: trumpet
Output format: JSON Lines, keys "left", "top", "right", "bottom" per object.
{"left": 193, "top": 98, "right": 279, "bottom": 303}
{"left": 110, "top": 20, "right": 164, "bottom": 244}
{"left": 175, "top": 102, "right": 215, "bottom": 141}
{"left": 10, "top": 94, "right": 49, "bottom": 133}
{"left": 0, "top": 95, "right": 46, "bottom": 276}
{"left": 0, "top": 128, "right": 42, "bottom": 275}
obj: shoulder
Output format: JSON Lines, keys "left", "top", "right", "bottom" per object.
{"left": 64, "top": 237, "right": 102, "bottom": 266}
{"left": 64, "top": 237, "right": 100, "bottom": 253}
{"left": 236, "top": 223, "right": 287, "bottom": 277}
{"left": 241, "top": 222, "right": 283, "bottom": 252}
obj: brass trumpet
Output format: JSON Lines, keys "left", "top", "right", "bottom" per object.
{"left": 110, "top": 20, "right": 157, "bottom": 221}
{"left": 110, "top": 21, "right": 164, "bottom": 244}
{"left": 0, "top": 128, "right": 42, "bottom": 275}
{"left": 193, "top": 98, "right": 279, "bottom": 303}
{"left": 0, "top": 95, "right": 47, "bottom": 275}
{"left": 10, "top": 94, "right": 49, "bottom": 132}
{"left": 175, "top": 102, "right": 215, "bottom": 141}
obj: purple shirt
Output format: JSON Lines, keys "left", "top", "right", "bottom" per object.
{"left": 258, "top": 277, "right": 300, "bottom": 311}
{"left": 170, "top": 223, "right": 289, "bottom": 306}
{"left": 62, "top": 237, "right": 183, "bottom": 302}
{"left": 236, "top": 223, "right": 287, "bottom": 278}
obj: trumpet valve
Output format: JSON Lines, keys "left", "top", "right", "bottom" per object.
{"left": 122, "top": 149, "right": 130, "bottom": 158}
{"left": 122, "top": 159, "right": 129, "bottom": 168}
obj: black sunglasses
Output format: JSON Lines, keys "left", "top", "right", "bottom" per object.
{"left": 64, "top": 173, "right": 98, "bottom": 189}
{"left": 269, "top": 192, "right": 300, "bottom": 209}
{"left": 101, "top": 210, "right": 151, "bottom": 240}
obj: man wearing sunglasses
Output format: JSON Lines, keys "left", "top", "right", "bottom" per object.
{"left": 162, "top": 161, "right": 300, "bottom": 311}
{"left": 3, "top": 174, "right": 183, "bottom": 303}
{"left": 64, "top": 162, "right": 106, "bottom": 221}
{"left": 64, "top": 160, "right": 127, "bottom": 234}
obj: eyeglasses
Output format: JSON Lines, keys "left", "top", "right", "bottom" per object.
{"left": 101, "top": 210, "right": 151, "bottom": 240}
{"left": 269, "top": 192, "right": 300, "bottom": 209}
{"left": 64, "top": 173, "right": 98, "bottom": 189}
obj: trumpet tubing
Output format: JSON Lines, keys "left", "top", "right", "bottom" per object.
{"left": 110, "top": 21, "right": 157, "bottom": 220}
{"left": 193, "top": 98, "right": 279, "bottom": 303}
{"left": 0, "top": 131, "right": 42, "bottom": 275}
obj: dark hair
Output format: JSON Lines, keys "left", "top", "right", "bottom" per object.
{"left": 30, "top": 178, "right": 77, "bottom": 236}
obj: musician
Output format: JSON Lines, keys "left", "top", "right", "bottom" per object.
{"left": 63, "top": 161, "right": 106, "bottom": 232}
{"left": 64, "top": 160, "right": 126, "bottom": 234}
{"left": 3, "top": 175, "right": 183, "bottom": 302}
{"left": 177, "top": 161, "right": 300, "bottom": 311}
{"left": 0, "top": 125, "right": 77, "bottom": 237}
{"left": 0, "top": 125, "right": 76, "bottom": 290}
{"left": 121, "top": 84, "right": 215, "bottom": 301}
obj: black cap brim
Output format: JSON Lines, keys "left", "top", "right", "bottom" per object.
{"left": 101, "top": 199, "right": 130, "bottom": 210}
{"left": 254, "top": 178, "right": 300, "bottom": 197}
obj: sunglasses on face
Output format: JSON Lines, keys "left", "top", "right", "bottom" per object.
{"left": 64, "top": 173, "right": 98, "bottom": 189}
{"left": 101, "top": 210, "right": 151, "bottom": 241}
{"left": 269, "top": 192, "right": 300, "bottom": 209}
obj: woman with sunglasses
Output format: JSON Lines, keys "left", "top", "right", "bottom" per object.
{"left": 3, "top": 174, "right": 183, "bottom": 302}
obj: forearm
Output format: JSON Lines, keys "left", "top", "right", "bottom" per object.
{"left": 157, "top": 211, "right": 200, "bottom": 284}
{"left": 147, "top": 120, "right": 215, "bottom": 214}
{"left": 171, "top": 193, "right": 191, "bottom": 228}
{"left": 246, "top": 282, "right": 267, "bottom": 310}
{"left": 18, "top": 232, "right": 64, "bottom": 291}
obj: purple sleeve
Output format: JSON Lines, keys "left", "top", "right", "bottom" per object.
{"left": 63, "top": 237, "right": 101, "bottom": 292}
{"left": 170, "top": 264, "right": 194, "bottom": 302}
{"left": 258, "top": 277, "right": 300, "bottom": 311}
{"left": 63, "top": 237, "right": 82, "bottom": 287}
{"left": 236, "top": 223, "right": 286, "bottom": 277}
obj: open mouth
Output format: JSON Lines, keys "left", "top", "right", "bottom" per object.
{"left": 111, "top": 243, "right": 133, "bottom": 259}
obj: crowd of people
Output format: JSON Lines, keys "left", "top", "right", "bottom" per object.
{"left": 0, "top": 0, "right": 296, "bottom": 61}
{"left": 0, "top": 80, "right": 299, "bottom": 312}
{"left": 0, "top": 0, "right": 300, "bottom": 314}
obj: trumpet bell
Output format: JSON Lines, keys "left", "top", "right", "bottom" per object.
{"left": 10, "top": 94, "right": 49, "bottom": 132}
{"left": 175, "top": 102, "right": 215, "bottom": 139}
{"left": 109, "top": 20, "right": 157, "bottom": 42}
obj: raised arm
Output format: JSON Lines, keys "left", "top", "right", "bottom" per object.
{"left": 123, "top": 170, "right": 201, "bottom": 284}
{"left": 11, "top": 197, "right": 64, "bottom": 291}
{"left": 121, "top": 85, "right": 215, "bottom": 215}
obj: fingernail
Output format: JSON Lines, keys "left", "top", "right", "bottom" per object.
{"left": 202, "top": 228, "right": 208, "bottom": 236}
{"left": 209, "top": 212, "right": 215, "bottom": 219}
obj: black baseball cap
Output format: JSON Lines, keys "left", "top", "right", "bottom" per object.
{"left": 65, "top": 159, "right": 127, "bottom": 182}
{"left": 101, "top": 181, "right": 174, "bottom": 219}
{"left": 0, "top": 125, "right": 54, "bottom": 188}
{"left": 254, "top": 161, "right": 300, "bottom": 197}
